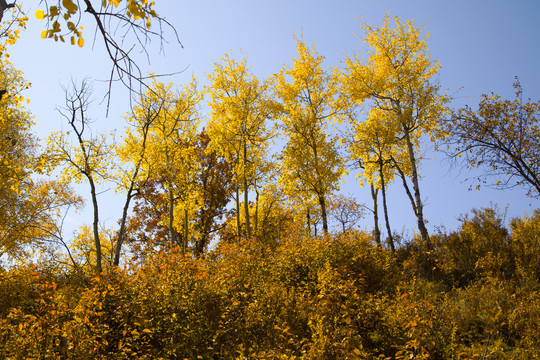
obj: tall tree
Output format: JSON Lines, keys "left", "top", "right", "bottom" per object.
{"left": 111, "top": 89, "right": 162, "bottom": 266}
{"left": 120, "top": 79, "right": 202, "bottom": 253}
{"left": 345, "top": 107, "right": 412, "bottom": 252}
{"left": 342, "top": 15, "right": 449, "bottom": 248}
{"left": 43, "top": 80, "right": 113, "bottom": 273}
{"left": 275, "top": 39, "right": 345, "bottom": 234}
{"left": 447, "top": 79, "right": 540, "bottom": 198}
{"left": 206, "top": 53, "right": 275, "bottom": 241}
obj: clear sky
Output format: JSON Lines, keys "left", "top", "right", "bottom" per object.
{"left": 9, "top": 0, "right": 540, "bottom": 238}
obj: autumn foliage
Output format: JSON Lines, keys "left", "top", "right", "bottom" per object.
{"left": 2, "top": 211, "right": 540, "bottom": 358}
{"left": 1, "top": 5, "right": 540, "bottom": 359}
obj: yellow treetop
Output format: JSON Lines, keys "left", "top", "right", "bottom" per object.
{"left": 206, "top": 52, "right": 275, "bottom": 184}
{"left": 342, "top": 14, "right": 449, "bottom": 140}
{"left": 275, "top": 39, "right": 344, "bottom": 200}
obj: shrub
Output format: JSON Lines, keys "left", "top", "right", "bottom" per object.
{"left": 510, "top": 211, "right": 540, "bottom": 286}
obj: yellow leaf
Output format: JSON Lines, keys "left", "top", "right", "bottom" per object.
{"left": 142, "top": 328, "right": 152, "bottom": 334}
{"left": 35, "top": 9, "right": 45, "bottom": 20}
{"left": 77, "top": 37, "right": 84, "bottom": 47}
{"left": 40, "top": 30, "right": 47, "bottom": 39}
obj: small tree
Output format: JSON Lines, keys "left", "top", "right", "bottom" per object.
{"left": 447, "top": 78, "right": 540, "bottom": 198}
{"left": 345, "top": 107, "right": 408, "bottom": 252}
{"left": 206, "top": 53, "right": 275, "bottom": 241}
{"left": 327, "top": 194, "right": 364, "bottom": 235}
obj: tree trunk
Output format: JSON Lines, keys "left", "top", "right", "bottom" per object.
{"left": 318, "top": 194, "right": 329, "bottom": 234}
{"left": 183, "top": 207, "right": 188, "bottom": 255}
{"left": 168, "top": 184, "right": 176, "bottom": 247}
{"left": 379, "top": 162, "right": 395, "bottom": 253}
{"left": 370, "top": 183, "right": 381, "bottom": 246}
{"left": 306, "top": 207, "right": 312, "bottom": 237}
{"left": 197, "top": 215, "right": 211, "bottom": 257}
{"left": 88, "top": 178, "right": 102, "bottom": 273}
{"left": 254, "top": 186, "right": 260, "bottom": 239}
{"left": 243, "top": 139, "right": 252, "bottom": 239}
{"left": 403, "top": 129, "right": 430, "bottom": 248}
{"left": 392, "top": 158, "right": 418, "bottom": 217}
{"left": 113, "top": 190, "right": 134, "bottom": 267}
{"left": 235, "top": 184, "right": 241, "bottom": 243}
{"left": 312, "top": 137, "right": 328, "bottom": 235}
{"left": 114, "top": 114, "right": 152, "bottom": 267}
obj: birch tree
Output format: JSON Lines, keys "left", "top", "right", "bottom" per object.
{"left": 275, "top": 39, "right": 345, "bottom": 234}
{"left": 342, "top": 15, "right": 450, "bottom": 247}
{"left": 206, "top": 53, "right": 275, "bottom": 240}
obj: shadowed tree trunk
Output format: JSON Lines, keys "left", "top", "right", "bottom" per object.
{"left": 378, "top": 160, "right": 395, "bottom": 252}
{"left": 235, "top": 184, "right": 241, "bottom": 243}
{"left": 243, "top": 138, "right": 252, "bottom": 239}
{"left": 370, "top": 183, "right": 381, "bottom": 246}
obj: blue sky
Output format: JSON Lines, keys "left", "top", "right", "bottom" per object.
{"left": 9, "top": 0, "right": 540, "bottom": 237}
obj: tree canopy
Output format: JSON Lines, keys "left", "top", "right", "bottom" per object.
{"left": 448, "top": 78, "right": 540, "bottom": 198}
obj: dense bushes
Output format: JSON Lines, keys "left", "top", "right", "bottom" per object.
{"left": 1, "top": 207, "right": 540, "bottom": 359}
